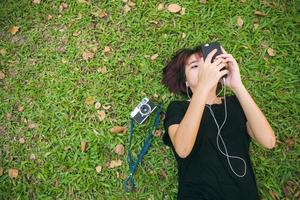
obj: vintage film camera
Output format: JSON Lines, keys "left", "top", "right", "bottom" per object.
{"left": 130, "top": 97, "right": 157, "bottom": 124}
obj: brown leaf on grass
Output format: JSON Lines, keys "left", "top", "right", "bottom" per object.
{"left": 72, "top": 30, "right": 81, "bottom": 37}
{"left": 123, "top": 4, "right": 131, "bottom": 13}
{"left": 0, "top": 48, "right": 7, "bottom": 56}
{"left": 127, "top": 1, "right": 135, "bottom": 7}
{"left": 285, "top": 138, "right": 295, "bottom": 148}
{"left": 6, "top": 113, "right": 12, "bottom": 121}
{"left": 9, "top": 26, "right": 19, "bottom": 35}
{"left": 261, "top": 0, "right": 273, "bottom": 8}
{"left": 97, "top": 110, "right": 105, "bottom": 122}
{"left": 108, "top": 159, "right": 122, "bottom": 168}
{"left": 0, "top": 126, "right": 5, "bottom": 136}
{"left": 19, "top": 137, "right": 25, "bottom": 144}
{"left": 97, "top": 67, "right": 107, "bottom": 74}
{"left": 182, "top": 32, "right": 186, "bottom": 39}
{"left": 253, "top": 23, "right": 259, "bottom": 30}
{"left": 103, "top": 46, "right": 111, "bottom": 56}
{"left": 157, "top": 3, "right": 164, "bottom": 11}
{"left": 96, "top": 165, "right": 102, "bottom": 173}
{"left": 30, "top": 153, "right": 36, "bottom": 160}
{"left": 114, "top": 144, "right": 125, "bottom": 155}
{"left": 102, "top": 105, "right": 111, "bottom": 110}
{"left": 17, "top": 106, "right": 25, "bottom": 112}
{"left": 59, "top": 2, "right": 68, "bottom": 12}
{"left": 267, "top": 48, "right": 275, "bottom": 56}
{"left": 33, "top": 0, "right": 41, "bottom": 4}
{"left": 255, "top": 11, "right": 268, "bottom": 17}
{"left": 180, "top": 7, "right": 186, "bottom": 15}
{"left": 111, "top": 126, "right": 128, "bottom": 134}
{"left": 92, "top": 10, "right": 108, "bottom": 19}
{"left": 269, "top": 191, "right": 280, "bottom": 200}
{"left": 0, "top": 71, "right": 5, "bottom": 80}
{"left": 237, "top": 16, "right": 244, "bottom": 27}
{"left": 77, "top": 0, "right": 90, "bottom": 4}
{"left": 28, "top": 123, "right": 37, "bottom": 130}
{"left": 260, "top": 40, "right": 268, "bottom": 48}
{"left": 95, "top": 102, "right": 101, "bottom": 110}
{"left": 153, "top": 129, "right": 162, "bottom": 137}
{"left": 0, "top": 167, "right": 3, "bottom": 176}
{"left": 199, "top": 0, "right": 207, "bottom": 4}
{"left": 81, "top": 141, "right": 88, "bottom": 152}
{"left": 150, "top": 54, "right": 159, "bottom": 61}
{"left": 82, "top": 51, "right": 95, "bottom": 60}
{"left": 8, "top": 169, "right": 18, "bottom": 178}
{"left": 167, "top": 4, "right": 182, "bottom": 13}
{"left": 46, "top": 14, "right": 52, "bottom": 21}
{"left": 85, "top": 96, "right": 95, "bottom": 105}
{"left": 159, "top": 170, "right": 167, "bottom": 180}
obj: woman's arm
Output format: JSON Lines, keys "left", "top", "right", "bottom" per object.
{"left": 168, "top": 87, "right": 209, "bottom": 158}
{"left": 233, "top": 84, "right": 276, "bottom": 149}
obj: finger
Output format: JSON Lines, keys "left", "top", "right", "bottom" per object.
{"left": 215, "top": 53, "right": 233, "bottom": 59}
{"left": 221, "top": 46, "right": 227, "bottom": 54}
{"left": 219, "top": 69, "right": 229, "bottom": 78}
{"left": 205, "top": 49, "right": 218, "bottom": 64}
{"left": 213, "top": 57, "right": 225, "bottom": 66}
{"left": 217, "top": 63, "right": 227, "bottom": 71}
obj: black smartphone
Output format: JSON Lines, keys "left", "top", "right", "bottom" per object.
{"left": 200, "top": 41, "right": 223, "bottom": 62}
{"left": 200, "top": 41, "right": 227, "bottom": 79}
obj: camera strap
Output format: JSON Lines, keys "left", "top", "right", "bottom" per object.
{"left": 124, "top": 103, "right": 163, "bottom": 192}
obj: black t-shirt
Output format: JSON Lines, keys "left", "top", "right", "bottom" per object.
{"left": 163, "top": 95, "right": 260, "bottom": 200}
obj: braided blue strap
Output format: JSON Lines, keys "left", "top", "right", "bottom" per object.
{"left": 124, "top": 104, "right": 163, "bottom": 192}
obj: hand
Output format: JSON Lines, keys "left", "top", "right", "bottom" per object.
{"left": 216, "top": 47, "right": 244, "bottom": 91}
{"left": 196, "top": 49, "right": 229, "bottom": 93}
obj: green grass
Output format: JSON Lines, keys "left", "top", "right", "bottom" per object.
{"left": 0, "top": 0, "right": 299, "bottom": 199}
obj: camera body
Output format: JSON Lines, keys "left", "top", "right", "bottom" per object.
{"left": 130, "top": 97, "right": 157, "bottom": 124}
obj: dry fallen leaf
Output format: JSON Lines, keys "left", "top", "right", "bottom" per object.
{"left": 114, "top": 144, "right": 125, "bottom": 155}
{"left": 46, "top": 14, "right": 52, "bottom": 21}
{"left": 30, "top": 153, "right": 36, "bottom": 160}
{"left": 82, "top": 51, "right": 95, "bottom": 60}
{"left": 97, "top": 110, "right": 105, "bottom": 121}
{"left": 253, "top": 23, "right": 259, "bottom": 30}
{"left": 81, "top": 141, "right": 88, "bottom": 152}
{"left": 127, "top": 1, "right": 135, "bottom": 7}
{"left": 103, "top": 46, "right": 111, "bottom": 56}
{"left": 72, "top": 30, "right": 81, "bottom": 37}
{"left": 0, "top": 167, "right": 3, "bottom": 176}
{"left": 123, "top": 4, "right": 131, "bottom": 13}
{"left": 167, "top": 4, "right": 181, "bottom": 13}
{"left": 17, "top": 106, "right": 25, "bottom": 112}
{"left": 96, "top": 165, "right": 102, "bottom": 173}
{"left": 0, "top": 71, "right": 5, "bottom": 80}
{"left": 95, "top": 102, "right": 101, "bottom": 110}
{"left": 102, "top": 105, "right": 111, "bottom": 110}
{"left": 28, "top": 123, "right": 37, "bottom": 130}
{"left": 269, "top": 191, "right": 280, "bottom": 200}
{"left": 59, "top": 2, "right": 68, "bottom": 12}
{"left": 77, "top": 0, "right": 90, "bottom": 4}
{"left": 97, "top": 67, "right": 107, "bottom": 74}
{"left": 0, "top": 48, "right": 7, "bottom": 56}
{"left": 255, "top": 11, "right": 267, "bottom": 17}
{"left": 180, "top": 7, "right": 186, "bottom": 15}
{"left": 157, "top": 3, "right": 164, "bottom": 11}
{"left": 237, "top": 16, "right": 244, "bottom": 27}
{"left": 199, "top": 0, "right": 207, "bottom": 4}
{"left": 153, "top": 129, "right": 162, "bottom": 137}
{"left": 260, "top": 41, "right": 268, "bottom": 49}
{"left": 150, "top": 54, "right": 158, "bottom": 61}
{"left": 19, "top": 137, "right": 25, "bottom": 144}
{"left": 9, "top": 26, "right": 19, "bottom": 35}
{"left": 108, "top": 159, "right": 122, "bottom": 168}
{"left": 111, "top": 126, "right": 128, "bottom": 134}
{"left": 267, "top": 48, "right": 275, "bottom": 56}
{"left": 8, "top": 169, "right": 18, "bottom": 178}
{"left": 85, "top": 96, "right": 95, "bottom": 105}
{"left": 33, "top": 0, "right": 41, "bottom": 4}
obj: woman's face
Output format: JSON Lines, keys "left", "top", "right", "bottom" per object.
{"left": 184, "top": 53, "right": 204, "bottom": 90}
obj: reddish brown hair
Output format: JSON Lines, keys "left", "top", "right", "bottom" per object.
{"left": 162, "top": 46, "right": 203, "bottom": 96}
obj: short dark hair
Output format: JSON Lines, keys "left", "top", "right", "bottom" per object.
{"left": 162, "top": 46, "right": 203, "bottom": 96}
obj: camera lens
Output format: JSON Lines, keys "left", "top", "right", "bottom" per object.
{"left": 140, "top": 104, "right": 151, "bottom": 115}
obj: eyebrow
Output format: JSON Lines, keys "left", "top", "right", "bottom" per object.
{"left": 187, "top": 60, "right": 197, "bottom": 66}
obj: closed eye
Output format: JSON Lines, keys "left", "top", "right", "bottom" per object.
{"left": 191, "top": 65, "right": 198, "bottom": 68}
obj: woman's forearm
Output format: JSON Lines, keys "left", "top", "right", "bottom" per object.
{"left": 232, "top": 84, "right": 276, "bottom": 149}
{"left": 173, "top": 87, "right": 209, "bottom": 158}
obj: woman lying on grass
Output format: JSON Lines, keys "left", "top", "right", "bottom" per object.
{"left": 161, "top": 44, "right": 276, "bottom": 200}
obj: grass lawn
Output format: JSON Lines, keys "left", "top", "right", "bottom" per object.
{"left": 0, "top": 0, "right": 299, "bottom": 199}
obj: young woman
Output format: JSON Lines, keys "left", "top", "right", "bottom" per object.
{"left": 161, "top": 45, "right": 276, "bottom": 200}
